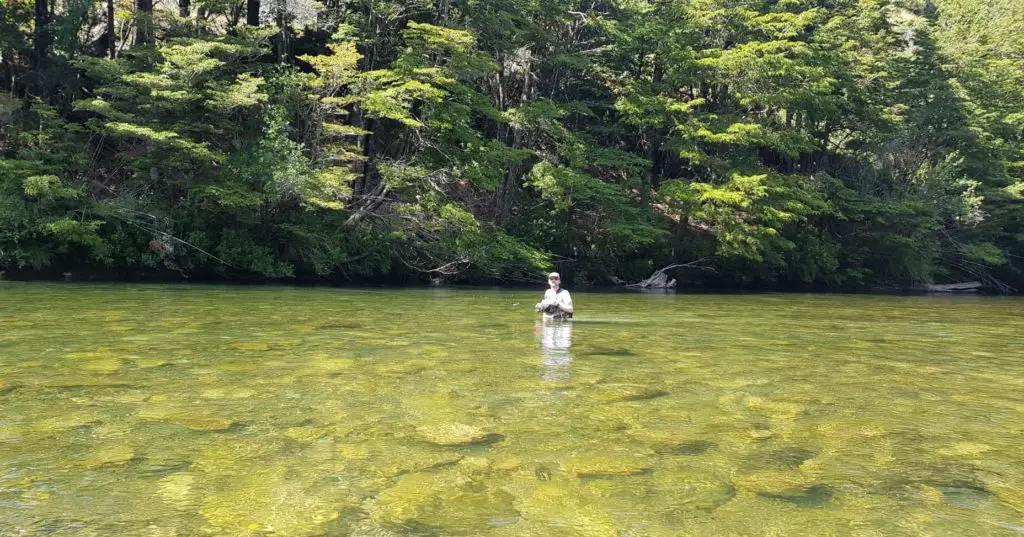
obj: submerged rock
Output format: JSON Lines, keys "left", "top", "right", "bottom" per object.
{"left": 91, "top": 422, "right": 135, "bottom": 438}
{"left": 134, "top": 357, "right": 171, "bottom": 368}
{"left": 64, "top": 349, "right": 118, "bottom": 360}
{"left": 201, "top": 386, "right": 257, "bottom": 400}
{"left": 732, "top": 470, "right": 817, "bottom": 495}
{"left": 79, "top": 445, "right": 136, "bottom": 469}
{"left": 416, "top": 424, "right": 503, "bottom": 447}
{"left": 749, "top": 447, "right": 818, "bottom": 469}
{"left": 35, "top": 411, "right": 104, "bottom": 432}
{"left": 176, "top": 415, "right": 235, "bottom": 431}
{"left": 372, "top": 360, "right": 433, "bottom": 378}
{"left": 193, "top": 441, "right": 282, "bottom": 478}
{"left": 759, "top": 484, "right": 834, "bottom": 507}
{"left": 138, "top": 407, "right": 235, "bottom": 432}
{"left": 512, "top": 481, "right": 620, "bottom": 537}
{"left": 932, "top": 482, "right": 996, "bottom": 509}
{"left": 79, "top": 358, "right": 122, "bottom": 374}
{"left": 492, "top": 456, "right": 523, "bottom": 472}
{"left": 457, "top": 456, "right": 493, "bottom": 475}
{"left": 284, "top": 423, "right": 354, "bottom": 442}
{"left": 226, "top": 341, "right": 273, "bottom": 351}
{"left": 158, "top": 473, "right": 196, "bottom": 509}
{"left": 348, "top": 518, "right": 406, "bottom": 537}
{"left": 590, "top": 383, "right": 670, "bottom": 403}
{"left": 980, "top": 476, "right": 1024, "bottom": 513}
{"left": 358, "top": 443, "right": 465, "bottom": 478}
{"left": 308, "top": 356, "right": 357, "bottom": 372}
{"left": 937, "top": 442, "right": 994, "bottom": 458}
{"left": 733, "top": 469, "right": 833, "bottom": 507}
{"left": 338, "top": 444, "right": 371, "bottom": 461}
{"left": 44, "top": 378, "right": 136, "bottom": 389}
{"left": 200, "top": 469, "right": 338, "bottom": 536}
{"left": 285, "top": 426, "right": 331, "bottom": 442}
{"left": 743, "top": 396, "right": 805, "bottom": 419}
{"left": 627, "top": 427, "right": 712, "bottom": 455}
{"left": 565, "top": 455, "right": 653, "bottom": 478}
{"left": 368, "top": 470, "right": 519, "bottom": 534}
{"left": 672, "top": 440, "right": 716, "bottom": 455}
{"left": 908, "top": 483, "right": 946, "bottom": 506}
{"left": 652, "top": 468, "right": 736, "bottom": 512}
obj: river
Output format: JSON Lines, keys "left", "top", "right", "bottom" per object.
{"left": 1, "top": 283, "right": 1023, "bottom": 536}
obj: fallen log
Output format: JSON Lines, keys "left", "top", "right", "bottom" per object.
{"left": 925, "top": 281, "right": 983, "bottom": 293}
{"left": 625, "top": 259, "right": 707, "bottom": 289}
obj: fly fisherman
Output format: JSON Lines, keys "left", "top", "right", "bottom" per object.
{"left": 535, "top": 272, "right": 573, "bottom": 321}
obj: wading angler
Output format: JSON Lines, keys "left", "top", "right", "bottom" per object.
{"left": 535, "top": 272, "right": 573, "bottom": 321}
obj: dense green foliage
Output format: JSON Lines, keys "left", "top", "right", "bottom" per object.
{"left": 1, "top": 0, "right": 1022, "bottom": 289}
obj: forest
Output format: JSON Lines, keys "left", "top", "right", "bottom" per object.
{"left": 1, "top": 0, "right": 1022, "bottom": 290}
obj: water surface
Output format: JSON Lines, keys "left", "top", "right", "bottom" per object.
{"left": 1, "top": 283, "right": 1023, "bottom": 536}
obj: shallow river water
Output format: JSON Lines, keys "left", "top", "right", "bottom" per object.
{"left": 1, "top": 283, "right": 1023, "bottom": 536}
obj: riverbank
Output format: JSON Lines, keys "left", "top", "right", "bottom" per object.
{"left": 1, "top": 275, "right": 1015, "bottom": 297}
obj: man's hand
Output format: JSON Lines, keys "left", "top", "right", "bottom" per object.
{"left": 536, "top": 298, "right": 560, "bottom": 313}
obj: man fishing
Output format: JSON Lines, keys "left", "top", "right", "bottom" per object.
{"left": 535, "top": 272, "right": 574, "bottom": 321}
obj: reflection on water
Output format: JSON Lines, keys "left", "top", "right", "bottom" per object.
{"left": 537, "top": 320, "right": 573, "bottom": 382}
{"left": 2, "top": 283, "right": 1024, "bottom": 537}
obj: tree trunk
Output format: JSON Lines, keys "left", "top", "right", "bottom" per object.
{"left": 275, "top": 0, "right": 289, "bottom": 63}
{"left": 34, "top": 0, "right": 50, "bottom": 66}
{"left": 639, "top": 132, "right": 656, "bottom": 208}
{"left": 247, "top": 0, "right": 260, "bottom": 25}
{"left": 0, "top": 3, "right": 6, "bottom": 89}
{"left": 496, "top": 126, "right": 523, "bottom": 227}
{"left": 107, "top": 0, "right": 116, "bottom": 58}
{"left": 495, "top": 52, "right": 533, "bottom": 227}
{"left": 135, "top": 0, "right": 153, "bottom": 45}
{"left": 434, "top": 0, "right": 449, "bottom": 25}
{"left": 640, "top": 62, "right": 664, "bottom": 207}
{"left": 179, "top": 0, "right": 190, "bottom": 18}
{"left": 356, "top": 117, "right": 377, "bottom": 199}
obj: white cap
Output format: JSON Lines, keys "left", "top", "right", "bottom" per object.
{"left": 548, "top": 272, "right": 560, "bottom": 279}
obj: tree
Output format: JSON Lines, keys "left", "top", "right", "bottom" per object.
{"left": 106, "top": 0, "right": 115, "bottom": 58}
{"left": 135, "top": 0, "right": 153, "bottom": 45}
{"left": 247, "top": 0, "right": 259, "bottom": 25}
{"left": 34, "top": 0, "right": 51, "bottom": 64}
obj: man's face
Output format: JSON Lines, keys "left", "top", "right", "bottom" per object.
{"left": 549, "top": 276, "right": 560, "bottom": 289}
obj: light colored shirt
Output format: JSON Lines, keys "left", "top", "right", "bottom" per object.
{"left": 542, "top": 288, "right": 573, "bottom": 320}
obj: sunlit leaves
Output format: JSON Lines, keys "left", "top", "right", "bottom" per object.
{"left": 661, "top": 172, "right": 827, "bottom": 261}
{"left": 104, "top": 122, "right": 224, "bottom": 162}
{"left": 23, "top": 175, "right": 80, "bottom": 200}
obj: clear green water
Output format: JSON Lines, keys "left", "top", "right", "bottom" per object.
{"left": 2, "top": 283, "right": 1024, "bottom": 537}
